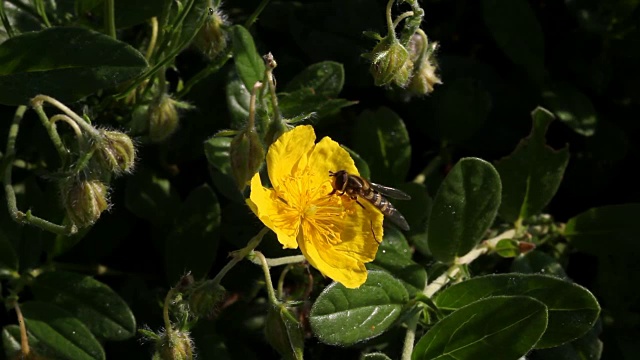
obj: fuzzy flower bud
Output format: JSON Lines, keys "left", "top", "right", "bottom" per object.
{"left": 96, "top": 130, "right": 136, "bottom": 176}
{"left": 61, "top": 179, "right": 109, "bottom": 228}
{"left": 193, "top": 7, "right": 227, "bottom": 59}
{"left": 367, "top": 36, "right": 412, "bottom": 87}
{"left": 148, "top": 95, "right": 180, "bottom": 143}
{"left": 406, "top": 33, "right": 442, "bottom": 96}
{"left": 186, "top": 280, "right": 226, "bottom": 319}
{"left": 230, "top": 126, "right": 265, "bottom": 190}
{"left": 153, "top": 330, "right": 194, "bottom": 360}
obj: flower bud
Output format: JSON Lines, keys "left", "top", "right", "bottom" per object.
{"left": 406, "top": 34, "right": 442, "bottom": 96}
{"left": 187, "top": 280, "right": 226, "bottom": 319}
{"left": 96, "top": 130, "right": 136, "bottom": 176}
{"left": 367, "top": 36, "right": 411, "bottom": 87}
{"left": 61, "top": 179, "right": 109, "bottom": 228}
{"left": 153, "top": 330, "right": 194, "bottom": 360}
{"left": 148, "top": 95, "right": 179, "bottom": 143}
{"left": 265, "top": 303, "right": 304, "bottom": 360}
{"left": 230, "top": 127, "right": 265, "bottom": 190}
{"left": 193, "top": 7, "right": 227, "bottom": 59}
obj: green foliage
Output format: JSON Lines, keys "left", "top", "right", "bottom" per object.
{"left": 2, "top": 0, "right": 636, "bottom": 359}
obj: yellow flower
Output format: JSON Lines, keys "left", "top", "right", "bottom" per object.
{"left": 247, "top": 125, "right": 384, "bottom": 288}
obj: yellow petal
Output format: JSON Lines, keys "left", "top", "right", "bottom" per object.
{"left": 334, "top": 199, "right": 384, "bottom": 263}
{"left": 248, "top": 174, "right": 298, "bottom": 249}
{"left": 267, "top": 125, "right": 316, "bottom": 189}
{"left": 306, "top": 136, "right": 359, "bottom": 188}
{"left": 298, "top": 222, "right": 368, "bottom": 288}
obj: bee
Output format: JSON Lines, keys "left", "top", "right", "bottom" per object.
{"left": 329, "top": 170, "right": 411, "bottom": 232}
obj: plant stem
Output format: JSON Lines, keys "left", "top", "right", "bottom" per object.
{"left": 34, "top": 0, "right": 51, "bottom": 27}
{"left": 249, "top": 255, "right": 306, "bottom": 267}
{"left": 393, "top": 11, "right": 414, "bottom": 29}
{"left": 386, "top": 0, "right": 396, "bottom": 36}
{"left": 245, "top": 0, "right": 272, "bottom": 28}
{"left": 32, "top": 105, "right": 68, "bottom": 162}
{"left": 31, "top": 95, "right": 102, "bottom": 139}
{"left": 277, "top": 264, "right": 293, "bottom": 299}
{"left": 211, "top": 227, "right": 270, "bottom": 285}
{"left": 401, "top": 314, "right": 418, "bottom": 360}
{"left": 105, "top": 0, "right": 116, "bottom": 39}
{"left": 253, "top": 251, "right": 279, "bottom": 304}
{"left": 0, "top": 1, "right": 15, "bottom": 37}
{"left": 163, "top": 288, "right": 176, "bottom": 336}
{"left": 145, "top": 17, "right": 159, "bottom": 60}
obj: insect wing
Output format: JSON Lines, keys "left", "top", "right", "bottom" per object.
{"left": 370, "top": 183, "right": 411, "bottom": 200}
{"left": 385, "top": 208, "right": 410, "bottom": 231}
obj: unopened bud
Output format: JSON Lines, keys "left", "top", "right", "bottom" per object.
{"left": 187, "top": 280, "right": 226, "bottom": 319}
{"left": 193, "top": 7, "right": 228, "bottom": 59}
{"left": 61, "top": 179, "right": 109, "bottom": 228}
{"left": 96, "top": 130, "right": 136, "bottom": 175}
{"left": 366, "top": 36, "right": 411, "bottom": 87}
{"left": 230, "top": 127, "right": 265, "bottom": 190}
{"left": 148, "top": 95, "right": 179, "bottom": 143}
{"left": 265, "top": 304, "right": 304, "bottom": 360}
{"left": 153, "top": 330, "right": 194, "bottom": 360}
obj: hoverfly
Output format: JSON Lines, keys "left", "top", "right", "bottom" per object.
{"left": 329, "top": 170, "right": 411, "bottom": 232}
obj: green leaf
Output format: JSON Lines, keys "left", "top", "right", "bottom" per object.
{"left": 352, "top": 107, "right": 411, "bottom": 185}
{"left": 309, "top": 270, "right": 409, "bottom": 346}
{"left": 428, "top": 158, "right": 502, "bottom": 263}
{"left": 394, "top": 183, "right": 432, "bottom": 256}
{"left": 20, "top": 301, "right": 105, "bottom": 360}
{"left": 511, "top": 250, "right": 568, "bottom": 279}
{"left": 0, "top": 229, "right": 18, "bottom": 272}
{"left": 495, "top": 238, "right": 520, "bottom": 258}
{"left": 230, "top": 25, "right": 265, "bottom": 91}
{"left": 30, "top": 271, "right": 136, "bottom": 341}
{"left": 482, "top": 0, "right": 545, "bottom": 81}
{"left": 0, "top": 27, "right": 147, "bottom": 105}
{"left": 174, "top": 0, "right": 210, "bottom": 51}
{"left": 435, "top": 273, "right": 601, "bottom": 348}
{"left": 342, "top": 145, "right": 371, "bottom": 180}
{"left": 495, "top": 107, "right": 570, "bottom": 223}
{"left": 368, "top": 227, "right": 426, "bottom": 295}
{"left": 279, "top": 89, "right": 357, "bottom": 120}
{"left": 204, "top": 136, "right": 244, "bottom": 203}
{"left": 125, "top": 168, "right": 181, "bottom": 225}
{"left": 429, "top": 78, "right": 492, "bottom": 144}
{"left": 165, "top": 184, "right": 221, "bottom": 284}
{"left": 412, "top": 296, "right": 548, "bottom": 360}
{"left": 2, "top": 325, "right": 23, "bottom": 358}
{"left": 529, "top": 321, "right": 603, "bottom": 360}
{"left": 542, "top": 82, "right": 597, "bottom": 136}
{"left": 284, "top": 61, "right": 345, "bottom": 97}
{"left": 564, "top": 203, "right": 640, "bottom": 255}
{"left": 265, "top": 303, "right": 304, "bottom": 360}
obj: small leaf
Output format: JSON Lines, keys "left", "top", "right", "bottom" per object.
{"left": 428, "top": 158, "right": 502, "bottom": 263}
{"left": 204, "top": 136, "right": 244, "bottom": 203}
{"left": 230, "top": 25, "right": 265, "bottom": 90}
{"left": 31, "top": 271, "right": 136, "bottom": 341}
{"left": 0, "top": 27, "right": 148, "bottom": 105}
{"left": 482, "top": 0, "right": 545, "bottom": 81}
{"left": 495, "top": 107, "right": 570, "bottom": 223}
{"left": 564, "top": 203, "right": 640, "bottom": 255}
{"left": 353, "top": 107, "right": 411, "bottom": 185}
{"left": 368, "top": 227, "right": 426, "bottom": 295}
{"left": 412, "top": 296, "right": 548, "bottom": 360}
{"left": 125, "top": 168, "right": 181, "bottom": 225}
{"left": 309, "top": 270, "right": 409, "bottom": 346}
{"left": 20, "top": 301, "right": 105, "bottom": 360}
{"left": 495, "top": 238, "right": 520, "bottom": 258}
{"left": 435, "top": 273, "right": 601, "bottom": 348}
{"left": 0, "top": 229, "right": 18, "bottom": 272}
{"left": 265, "top": 303, "right": 304, "bottom": 360}
{"left": 165, "top": 184, "right": 221, "bottom": 284}
{"left": 226, "top": 73, "right": 251, "bottom": 130}
{"left": 542, "top": 82, "right": 597, "bottom": 136}
{"left": 363, "top": 353, "right": 393, "bottom": 360}
{"left": 284, "top": 61, "right": 345, "bottom": 97}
